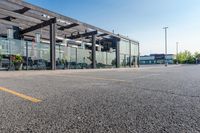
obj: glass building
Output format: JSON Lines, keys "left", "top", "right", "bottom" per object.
{"left": 119, "top": 39, "right": 139, "bottom": 67}
{"left": 0, "top": 0, "right": 139, "bottom": 71}
{"left": 140, "top": 54, "right": 175, "bottom": 65}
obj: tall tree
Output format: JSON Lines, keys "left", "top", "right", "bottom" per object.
{"left": 177, "top": 50, "right": 195, "bottom": 64}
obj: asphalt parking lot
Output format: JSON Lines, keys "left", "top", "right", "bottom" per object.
{"left": 1, "top": 65, "right": 200, "bottom": 133}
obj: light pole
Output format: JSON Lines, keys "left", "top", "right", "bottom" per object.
{"left": 163, "top": 27, "right": 168, "bottom": 67}
{"left": 176, "top": 42, "right": 179, "bottom": 65}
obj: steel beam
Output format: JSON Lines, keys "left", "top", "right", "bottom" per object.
{"left": 50, "top": 22, "right": 56, "bottom": 70}
{"left": 58, "top": 23, "right": 79, "bottom": 31}
{"left": 15, "top": 7, "right": 30, "bottom": 14}
{"left": 20, "top": 18, "right": 56, "bottom": 35}
{"left": 97, "top": 33, "right": 109, "bottom": 37}
{"left": 0, "top": 19, "right": 19, "bottom": 27}
{"left": 3, "top": 7, "right": 30, "bottom": 21}
{"left": 6, "top": 0, "right": 114, "bottom": 36}
{"left": 0, "top": 8, "right": 41, "bottom": 23}
{"left": 5, "top": 0, "right": 139, "bottom": 42}
{"left": 92, "top": 34, "right": 96, "bottom": 69}
{"left": 68, "top": 30, "right": 97, "bottom": 39}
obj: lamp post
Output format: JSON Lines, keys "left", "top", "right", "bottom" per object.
{"left": 163, "top": 27, "right": 168, "bottom": 67}
{"left": 176, "top": 42, "right": 179, "bottom": 65}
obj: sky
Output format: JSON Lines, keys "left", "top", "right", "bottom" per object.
{"left": 26, "top": 0, "right": 200, "bottom": 55}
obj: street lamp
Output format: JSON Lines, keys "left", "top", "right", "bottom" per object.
{"left": 176, "top": 42, "right": 179, "bottom": 65}
{"left": 163, "top": 27, "right": 168, "bottom": 67}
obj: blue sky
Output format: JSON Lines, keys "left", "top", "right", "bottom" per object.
{"left": 26, "top": 0, "right": 200, "bottom": 55}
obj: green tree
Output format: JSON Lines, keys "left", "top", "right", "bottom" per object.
{"left": 194, "top": 52, "right": 200, "bottom": 59}
{"left": 177, "top": 50, "right": 195, "bottom": 64}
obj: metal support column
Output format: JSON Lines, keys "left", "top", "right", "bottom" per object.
{"left": 92, "top": 34, "right": 96, "bottom": 69}
{"left": 138, "top": 43, "right": 140, "bottom": 68}
{"left": 26, "top": 41, "right": 28, "bottom": 70}
{"left": 8, "top": 28, "right": 13, "bottom": 71}
{"left": 163, "top": 27, "right": 168, "bottom": 67}
{"left": 176, "top": 42, "right": 179, "bottom": 65}
{"left": 75, "top": 48, "right": 78, "bottom": 69}
{"left": 115, "top": 39, "right": 120, "bottom": 68}
{"left": 50, "top": 22, "right": 56, "bottom": 70}
{"left": 129, "top": 40, "right": 132, "bottom": 67}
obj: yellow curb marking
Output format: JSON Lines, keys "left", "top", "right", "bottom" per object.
{"left": 0, "top": 87, "right": 41, "bottom": 103}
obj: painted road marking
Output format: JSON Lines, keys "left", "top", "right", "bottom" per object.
{"left": 135, "top": 74, "right": 160, "bottom": 79}
{"left": 49, "top": 73, "right": 161, "bottom": 83}
{"left": 54, "top": 74, "right": 130, "bottom": 83}
{"left": 0, "top": 87, "right": 41, "bottom": 103}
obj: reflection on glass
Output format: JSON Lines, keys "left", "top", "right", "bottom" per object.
{"left": 0, "top": 37, "right": 138, "bottom": 70}
{"left": 119, "top": 39, "right": 139, "bottom": 67}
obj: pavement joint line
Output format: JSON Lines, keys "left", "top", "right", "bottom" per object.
{"left": 135, "top": 74, "right": 161, "bottom": 79}
{"left": 0, "top": 87, "right": 42, "bottom": 103}
{"left": 49, "top": 73, "right": 161, "bottom": 81}
{"left": 52, "top": 74, "right": 131, "bottom": 83}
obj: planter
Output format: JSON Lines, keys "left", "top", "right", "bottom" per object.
{"left": 14, "top": 62, "right": 23, "bottom": 70}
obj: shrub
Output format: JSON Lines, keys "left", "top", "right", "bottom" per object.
{"left": 13, "top": 54, "right": 23, "bottom": 64}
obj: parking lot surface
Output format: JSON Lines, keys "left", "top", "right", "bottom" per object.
{"left": 1, "top": 65, "right": 200, "bottom": 133}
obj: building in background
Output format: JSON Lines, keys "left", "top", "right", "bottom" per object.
{"left": 140, "top": 54, "right": 175, "bottom": 65}
{"left": 0, "top": 0, "right": 139, "bottom": 70}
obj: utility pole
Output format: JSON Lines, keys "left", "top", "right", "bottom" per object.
{"left": 163, "top": 27, "right": 168, "bottom": 67}
{"left": 176, "top": 42, "right": 179, "bottom": 65}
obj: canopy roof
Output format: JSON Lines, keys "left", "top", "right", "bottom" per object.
{"left": 0, "top": 0, "right": 138, "bottom": 43}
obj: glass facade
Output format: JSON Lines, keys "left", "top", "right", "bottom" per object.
{"left": 0, "top": 1, "right": 140, "bottom": 71}
{"left": 0, "top": 36, "right": 139, "bottom": 70}
{"left": 96, "top": 51, "right": 116, "bottom": 68}
{"left": 119, "top": 39, "right": 139, "bottom": 67}
{"left": 120, "top": 39, "right": 130, "bottom": 67}
{"left": 130, "top": 41, "right": 139, "bottom": 67}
